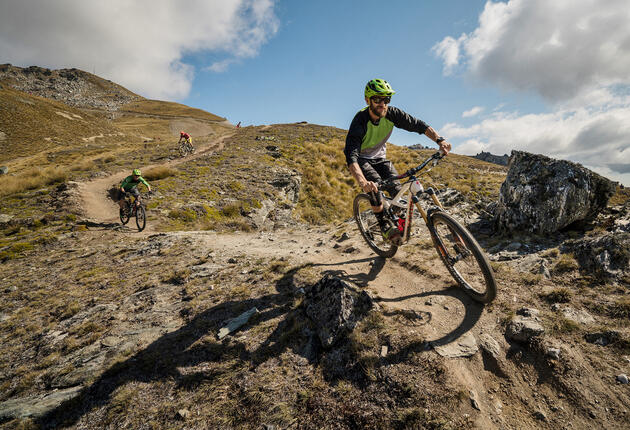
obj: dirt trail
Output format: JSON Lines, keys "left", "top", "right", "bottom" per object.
{"left": 76, "top": 133, "right": 519, "bottom": 429}
{"left": 80, "top": 133, "right": 231, "bottom": 229}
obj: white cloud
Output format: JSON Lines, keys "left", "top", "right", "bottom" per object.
{"left": 462, "top": 106, "right": 484, "bottom": 118}
{"left": 445, "top": 99, "right": 630, "bottom": 185}
{"left": 0, "top": 0, "right": 279, "bottom": 100}
{"left": 434, "top": 0, "right": 630, "bottom": 185}
{"left": 433, "top": 0, "right": 630, "bottom": 102}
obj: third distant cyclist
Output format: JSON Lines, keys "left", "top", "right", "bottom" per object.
{"left": 178, "top": 131, "right": 194, "bottom": 152}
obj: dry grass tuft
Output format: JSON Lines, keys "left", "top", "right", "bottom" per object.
{"left": 0, "top": 167, "right": 67, "bottom": 197}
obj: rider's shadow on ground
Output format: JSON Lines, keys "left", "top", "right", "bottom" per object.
{"left": 38, "top": 257, "right": 483, "bottom": 427}
{"left": 38, "top": 264, "right": 320, "bottom": 428}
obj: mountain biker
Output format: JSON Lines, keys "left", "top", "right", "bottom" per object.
{"left": 344, "top": 78, "right": 452, "bottom": 241}
{"left": 178, "top": 131, "right": 194, "bottom": 151}
{"left": 118, "top": 169, "right": 151, "bottom": 211}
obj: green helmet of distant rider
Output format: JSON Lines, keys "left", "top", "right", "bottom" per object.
{"left": 364, "top": 78, "right": 396, "bottom": 99}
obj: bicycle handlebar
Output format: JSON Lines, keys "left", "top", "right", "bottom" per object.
{"left": 376, "top": 151, "right": 444, "bottom": 187}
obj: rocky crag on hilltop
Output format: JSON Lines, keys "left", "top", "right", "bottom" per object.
{"left": 0, "top": 64, "right": 139, "bottom": 111}
{"left": 473, "top": 151, "right": 509, "bottom": 166}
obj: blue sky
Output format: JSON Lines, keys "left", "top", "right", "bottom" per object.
{"left": 1, "top": 0, "right": 629, "bottom": 184}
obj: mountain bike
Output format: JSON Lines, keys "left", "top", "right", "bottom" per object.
{"left": 353, "top": 151, "right": 497, "bottom": 303}
{"left": 119, "top": 192, "right": 146, "bottom": 231}
{"left": 179, "top": 140, "right": 195, "bottom": 157}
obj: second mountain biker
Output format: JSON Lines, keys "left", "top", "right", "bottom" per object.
{"left": 118, "top": 169, "right": 151, "bottom": 211}
{"left": 344, "top": 78, "right": 452, "bottom": 242}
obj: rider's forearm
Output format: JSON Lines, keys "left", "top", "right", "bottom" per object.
{"left": 348, "top": 163, "right": 368, "bottom": 186}
{"left": 424, "top": 126, "right": 441, "bottom": 143}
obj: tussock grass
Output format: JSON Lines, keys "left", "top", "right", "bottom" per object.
{"left": 608, "top": 297, "right": 630, "bottom": 319}
{"left": 142, "top": 166, "right": 177, "bottom": 181}
{"left": 552, "top": 253, "right": 579, "bottom": 274}
{"left": 541, "top": 287, "right": 572, "bottom": 303}
{"left": 0, "top": 167, "right": 67, "bottom": 197}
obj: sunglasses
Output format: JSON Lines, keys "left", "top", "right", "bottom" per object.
{"left": 371, "top": 96, "right": 391, "bottom": 105}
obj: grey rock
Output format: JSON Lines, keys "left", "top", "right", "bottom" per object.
{"left": 567, "top": 232, "right": 630, "bottom": 281}
{"left": 304, "top": 275, "right": 374, "bottom": 348}
{"left": 473, "top": 151, "right": 509, "bottom": 166}
{"left": 218, "top": 307, "right": 259, "bottom": 339}
{"left": 434, "top": 331, "right": 478, "bottom": 358}
{"left": 506, "top": 316, "right": 545, "bottom": 343}
{"left": 560, "top": 306, "right": 595, "bottom": 324}
{"left": 585, "top": 331, "right": 619, "bottom": 346}
{"left": 495, "top": 151, "right": 617, "bottom": 234}
{"left": 616, "top": 374, "right": 629, "bottom": 384}
{"left": 504, "top": 242, "right": 522, "bottom": 252}
{"left": 337, "top": 232, "right": 350, "bottom": 242}
{"left": 469, "top": 390, "right": 481, "bottom": 410}
{"left": 176, "top": 409, "right": 191, "bottom": 420}
{"left": 533, "top": 410, "right": 547, "bottom": 421}
{"left": 0, "top": 166, "right": 8, "bottom": 175}
{"left": 0, "top": 386, "right": 83, "bottom": 420}
{"left": 516, "top": 307, "right": 540, "bottom": 318}
{"left": 547, "top": 347, "right": 561, "bottom": 360}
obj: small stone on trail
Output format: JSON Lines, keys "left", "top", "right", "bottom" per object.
{"left": 533, "top": 411, "right": 547, "bottom": 421}
{"left": 616, "top": 374, "right": 629, "bottom": 384}
{"left": 176, "top": 409, "right": 191, "bottom": 420}
{"left": 469, "top": 390, "right": 481, "bottom": 410}
{"left": 547, "top": 348, "right": 561, "bottom": 360}
{"left": 218, "top": 307, "right": 259, "bottom": 340}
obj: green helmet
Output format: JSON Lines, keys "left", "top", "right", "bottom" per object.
{"left": 364, "top": 79, "right": 396, "bottom": 99}
{"left": 132, "top": 169, "right": 141, "bottom": 176}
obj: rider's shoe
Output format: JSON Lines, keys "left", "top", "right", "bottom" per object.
{"left": 378, "top": 217, "right": 402, "bottom": 245}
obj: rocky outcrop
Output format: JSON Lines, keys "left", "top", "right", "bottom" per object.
{"left": 0, "top": 64, "right": 139, "bottom": 111}
{"left": 248, "top": 169, "right": 302, "bottom": 230}
{"left": 303, "top": 275, "right": 374, "bottom": 348}
{"left": 506, "top": 308, "right": 545, "bottom": 344}
{"left": 473, "top": 151, "right": 509, "bottom": 166}
{"left": 495, "top": 151, "right": 617, "bottom": 234}
{"left": 565, "top": 232, "right": 630, "bottom": 282}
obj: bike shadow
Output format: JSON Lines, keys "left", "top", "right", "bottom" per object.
{"left": 36, "top": 263, "right": 318, "bottom": 428}
{"left": 36, "top": 257, "right": 481, "bottom": 427}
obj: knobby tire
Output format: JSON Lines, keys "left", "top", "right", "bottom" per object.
{"left": 428, "top": 211, "right": 496, "bottom": 303}
{"left": 119, "top": 200, "right": 131, "bottom": 225}
{"left": 353, "top": 193, "right": 397, "bottom": 258}
{"left": 135, "top": 205, "right": 146, "bottom": 231}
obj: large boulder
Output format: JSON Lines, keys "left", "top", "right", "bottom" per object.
{"left": 303, "top": 275, "right": 374, "bottom": 348}
{"left": 495, "top": 151, "right": 617, "bottom": 234}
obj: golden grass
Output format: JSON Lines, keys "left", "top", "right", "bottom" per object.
{"left": 119, "top": 99, "right": 225, "bottom": 122}
{"left": 142, "top": 166, "right": 177, "bottom": 181}
{"left": 0, "top": 167, "right": 67, "bottom": 197}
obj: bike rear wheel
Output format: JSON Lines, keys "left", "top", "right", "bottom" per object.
{"left": 179, "top": 143, "right": 189, "bottom": 157}
{"left": 428, "top": 211, "right": 496, "bottom": 303}
{"left": 119, "top": 200, "right": 131, "bottom": 225}
{"left": 135, "top": 205, "right": 146, "bottom": 231}
{"left": 353, "top": 193, "right": 397, "bottom": 258}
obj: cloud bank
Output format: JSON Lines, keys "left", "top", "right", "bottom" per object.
{"left": 433, "top": 0, "right": 630, "bottom": 185}
{"left": 0, "top": 0, "right": 279, "bottom": 100}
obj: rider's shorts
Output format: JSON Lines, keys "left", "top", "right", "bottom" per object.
{"left": 118, "top": 186, "right": 140, "bottom": 201}
{"left": 359, "top": 158, "right": 402, "bottom": 206}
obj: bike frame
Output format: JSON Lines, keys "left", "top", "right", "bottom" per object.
{"left": 380, "top": 152, "right": 446, "bottom": 245}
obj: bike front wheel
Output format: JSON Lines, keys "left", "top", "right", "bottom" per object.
{"left": 119, "top": 201, "right": 131, "bottom": 225}
{"left": 428, "top": 211, "right": 496, "bottom": 303}
{"left": 353, "top": 193, "right": 397, "bottom": 258}
{"left": 135, "top": 205, "right": 146, "bottom": 231}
